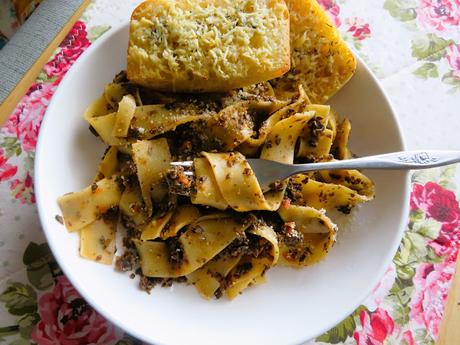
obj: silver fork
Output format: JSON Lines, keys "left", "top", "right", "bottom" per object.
{"left": 171, "top": 150, "right": 460, "bottom": 192}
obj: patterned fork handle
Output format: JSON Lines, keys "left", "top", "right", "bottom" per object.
{"left": 247, "top": 150, "right": 460, "bottom": 192}
{"left": 297, "top": 150, "right": 460, "bottom": 170}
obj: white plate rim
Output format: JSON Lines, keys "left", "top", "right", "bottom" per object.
{"left": 34, "top": 22, "right": 411, "bottom": 345}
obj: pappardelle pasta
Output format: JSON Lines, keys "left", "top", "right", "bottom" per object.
{"left": 57, "top": 71, "right": 374, "bottom": 299}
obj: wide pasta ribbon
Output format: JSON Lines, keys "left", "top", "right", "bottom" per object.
{"left": 57, "top": 74, "right": 377, "bottom": 299}
{"left": 135, "top": 214, "right": 253, "bottom": 278}
{"left": 187, "top": 222, "right": 279, "bottom": 299}
{"left": 291, "top": 171, "right": 374, "bottom": 212}
{"left": 192, "top": 112, "right": 313, "bottom": 211}
{"left": 278, "top": 204, "right": 337, "bottom": 267}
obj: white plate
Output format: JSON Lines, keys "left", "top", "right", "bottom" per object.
{"left": 35, "top": 23, "right": 410, "bottom": 345}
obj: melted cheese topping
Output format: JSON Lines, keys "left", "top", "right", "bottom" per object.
{"left": 127, "top": 0, "right": 290, "bottom": 92}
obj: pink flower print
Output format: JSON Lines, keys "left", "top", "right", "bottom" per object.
{"left": 429, "top": 221, "right": 460, "bottom": 261}
{"left": 365, "top": 263, "right": 396, "bottom": 311}
{"left": 446, "top": 43, "right": 460, "bottom": 79}
{"left": 353, "top": 308, "right": 395, "bottom": 345}
{"left": 345, "top": 17, "right": 371, "bottom": 40}
{"left": 317, "top": 0, "right": 341, "bottom": 27}
{"left": 6, "top": 21, "right": 90, "bottom": 152}
{"left": 6, "top": 82, "right": 57, "bottom": 152}
{"left": 32, "top": 276, "right": 117, "bottom": 345}
{"left": 10, "top": 173, "right": 35, "bottom": 204}
{"left": 410, "top": 182, "right": 460, "bottom": 223}
{"left": 417, "top": 0, "right": 460, "bottom": 32}
{"left": 0, "top": 149, "right": 17, "bottom": 182}
{"left": 44, "top": 21, "right": 90, "bottom": 79}
{"left": 410, "top": 183, "right": 424, "bottom": 211}
{"left": 402, "top": 330, "right": 415, "bottom": 345}
{"left": 410, "top": 260, "right": 455, "bottom": 339}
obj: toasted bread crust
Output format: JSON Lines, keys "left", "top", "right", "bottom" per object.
{"left": 127, "top": 0, "right": 290, "bottom": 92}
{"left": 271, "top": 0, "right": 357, "bottom": 104}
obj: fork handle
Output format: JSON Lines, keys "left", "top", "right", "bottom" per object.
{"left": 292, "top": 150, "right": 460, "bottom": 173}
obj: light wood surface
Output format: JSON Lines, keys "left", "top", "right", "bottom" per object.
{"left": 0, "top": 2, "right": 458, "bottom": 343}
{"left": 437, "top": 254, "right": 460, "bottom": 345}
{"left": 0, "top": 0, "right": 91, "bottom": 123}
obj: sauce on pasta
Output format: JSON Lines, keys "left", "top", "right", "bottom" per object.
{"left": 57, "top": 72, "right": 374, "bottom": 299}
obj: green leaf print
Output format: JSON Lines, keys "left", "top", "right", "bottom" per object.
{"left": 411, "top": 34, "right": 454, "bottom": 61}
{"left": 23, "top": 152, "right": 34, "bottom": 175}
{"left": 395, "top": 236, "right": 411, "bottom": 264}
{"left": 406, "top": 232, "right": 429, "bottom": 258}
{"left": 0, "top": 137, "right": 22, "bottom": 158}
{"left": 414, "top": 62, "right": 439, "bottom": 79}
{"left": 414, "top": 328, "right": 435, "bottom": 345}
{"left": 17, "top": 313, "right": 40, "bottom": 339}
{"left": 440, "top": 164, "right": 457, "bottom": 181}
{"left": 395, "top": 263, "right": 415, "bottom": 281}
{"left": 426, "top": 245, "right": 444, "bottom": 263}
{"left": 36, "top": 71, "right": 57, "bottom": 84}
{"left": 0, "top": 283, "right": 37, "bottom": 316}
{"left": 0, "top": 325, "right": 19, "bottom": 339}
{"left": 438, "top": 164, "right": 457, "bottom": 191}
{"left": 393, "top": 217, "right": 443, "bottom": 280}
{"left": 439, "top": 165, "right": 457, "bottom": 189}
{"left": 413, "top": 218, "right": 441, "bottom": 240}
{"left": 409, "top": 235, "right": 435, "bottom": 266}
{"left": 87, "top": 25, "right": 111, "bottom": 43}
{"left": 442, "top": 71, "right": 460, "bottom": 92}
{"left": 316, "top": 316, "right": 355, "bottom": 343}
{"left": 391, "top": 298, "right": 411, "bottom": 325}
{"left": 394, "top": 241, "right": 415, "bottom": 280}
{"left": 9, "top": 338, "right": 32, "bottom": 345}
{"left": 23, "top": 242, "right": 57, "bottom": 290}
{"left": 316, "top": 306, "right": 367, "bottom": 343}
{"left": 383, "top": 0, "right": 417, "bottom": 21}
{"left": 412, "top": 169, "right": 437, "bottom": 185}
{"left": 438, "top": 180, "right": 457, "bottom": 191}
{"left": 443, "top": 71, "right": 460, "bottom": 85}
{"left": 350, "top": 38, "right": 362, "bottom": 51}
{"left": 387, "top": 280, "right": 414, "bottom": 326}
{"left": 412, "top": 165, "right": 458, "bottom": 186}
{"left": 409, "top": 209, "right": 424, "bottom": 223}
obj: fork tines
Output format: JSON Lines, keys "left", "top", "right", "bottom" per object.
{"left": 170, "top": 161, "right": 193, "bottom": 167}
{"left": 170, "top": 161, "right": 194, "bottom": 176}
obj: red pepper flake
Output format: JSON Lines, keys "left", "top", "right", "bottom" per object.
{"left": 281, "top": 198, "right": 291, "bottom": 209}
{"left": 178, "top": 174, "right": 191, "bottom": 187}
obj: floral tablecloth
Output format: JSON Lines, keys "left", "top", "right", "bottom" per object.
{"left": 0, "top": 0, "right": 459, "bottom": 344}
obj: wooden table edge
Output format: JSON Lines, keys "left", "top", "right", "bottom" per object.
{"left": 0, "top": 0, "right": 91, "bottom": 125}
{"left": 437, "top": 251, "right": 460, "bottom": 345}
